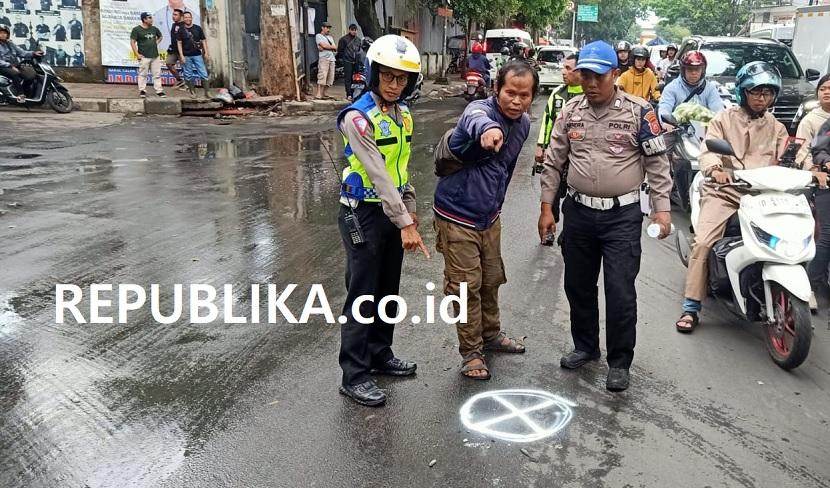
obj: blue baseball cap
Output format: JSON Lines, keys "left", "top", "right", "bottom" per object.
{"left": 575, "top": 41, "right": 618, "bottom": 74}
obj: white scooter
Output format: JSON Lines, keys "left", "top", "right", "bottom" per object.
{"left": 676, "top": 138, "right": 816, "bottom": 370}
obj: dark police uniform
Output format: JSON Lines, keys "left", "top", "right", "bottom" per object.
{"left": 541, "top": 88, "right": 672, "bottom": 369}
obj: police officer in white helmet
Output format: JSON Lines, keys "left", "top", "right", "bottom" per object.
{"left": 335, "top": 34, "right": 428, "bottom": 407}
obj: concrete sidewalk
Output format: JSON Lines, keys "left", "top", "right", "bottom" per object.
{"left": 65, "top": 79, "right": 466, "bottom": 116}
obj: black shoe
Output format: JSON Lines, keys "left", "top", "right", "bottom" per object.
{"left": 606, "top": 368, "right": 630, "bottom": 392}
{"left": 560, "top": 350, "right": 601, "bottom": 369}
{"left": 156, "top": 91, "right": 167, "bottom": 98}
{"left": 370, "top": 357, "right": 417, "bottom": 376}
{"left": 339, "top": 380, "right": 386, "bottom": 407}
{"left": 139, "top": 90, "right": 147, "bottom": 98}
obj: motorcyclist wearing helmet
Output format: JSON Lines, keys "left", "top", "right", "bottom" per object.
{"left": 615, "top": 40, "right": 632, "bottom": 73}
{"left": 656, "top": 43, "right": 678, "bottom": 80}
{"left": 496, "top": 46, "right": 510, "bottom": 71}
{"left": 510, "top": 41, "right": 528, "bottom": 61}
{"left": 616, "top": 45, "right": 660, "bottom": 102}
{"left": 466, "top": 41, "right": 492, "bottom": 87}
{"left": 0, "top": 24, "right": 42, "bottom": 101}
{"left": 658, "top": 50, "right": 724, "bottom": 124}
{"left": 335, "top": 35, "right": 427, "bottom": 407}
{"left": 675, "top": 61, "right": 827, "bottom": 332}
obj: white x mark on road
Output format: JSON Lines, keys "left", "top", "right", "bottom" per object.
{"left": 459, "top": 389, "right": 576, "bottom": 443}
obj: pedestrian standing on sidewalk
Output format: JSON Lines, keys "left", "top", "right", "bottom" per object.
{"left": 130, "top": 12, "right": 165, "bottom": 98}
{"left": 315, "top": 21, "right": 337, "bottom": 100}
{"left": 432, "top": 60, "right": 538, "bottom": 381}
{"left": 177, "top": 11, "right": 210, "bottom": 98}
{"left": 336, "top": 23, "right": 362, "bottom": 100}
{"left": 538, "top": 41, "right": 673, "bottom": 392}
{"left": 165, "top": 8, "right": 185, "bottom": 89}
{"left": 336, "top": 35, "right": 427, "bottom": 407}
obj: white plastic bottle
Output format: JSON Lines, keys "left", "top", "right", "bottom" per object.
{"left": 647, "top": 223, "right": 676, "bottom": 238}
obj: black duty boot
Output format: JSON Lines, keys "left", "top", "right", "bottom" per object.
{"left": 339, "top": 380, "right": 387, "bottom": 407}
{"left": 606, "top": 368, "right": 630, "bottom": 392}
{"left": 560, "top": 350, "right": 601, "bottom": 369}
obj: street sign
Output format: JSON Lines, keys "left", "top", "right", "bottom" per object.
{"left": 576, "top": 4, "right": 598, "bottom": 22}
{"left": 437, "top": 7, "right": 454, "bottom": 17}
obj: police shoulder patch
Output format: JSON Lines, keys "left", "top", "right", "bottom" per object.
{"left": 352, "top": 115, "right": 369, "bottom": 136}
{"left": 554, "top": 99, "right": 563, "bottom": 109}
{"left": 643, "top": 109, "right": 661, "bottom": 136}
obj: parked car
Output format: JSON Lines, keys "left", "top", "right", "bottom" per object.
{"left": 536, "top": 45, "right": 576, "bottom": 92}
{"left": 670, "top": 36, "right": 821, "bottom": 134}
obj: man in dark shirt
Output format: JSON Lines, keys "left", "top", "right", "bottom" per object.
{"left": 61, "top": 0, "right": 79, "bottom": 7}
{"left": 53, "top": 20, "right": 66, "bottom": 41}
{"left": 11, "top": 0, "right": 27, "bottom": 10}
{"left": 13, "top": 18, "right": 28, "bottom": 39}
{"left": 336, "top": 23, "right": 361, "bottom": 99}
{"left": 177, "top": 12, "right": 209, "bottom": 98}
{"left": 165, "top": 8, "right": 184, "bottom": 88}
{"left": 41, "top": 0, "right": 54, "bottom": 11}
{"left": 0, "top": 17, "right": 11, "bottom": 28}
{"left": 35, "top": 17, "right": 50, "bottom": 42}
{"left": 54, "top": 46, "right": 69, "bottom": 66}
{"left": 71, "top": 43, "right": 83, "bottom": 66}
{"left": 68, "top": 14, "right": 81, "bottom": 40}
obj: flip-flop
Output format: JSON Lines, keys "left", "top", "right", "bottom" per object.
{"left": 676, "top": 312, "right": 699, "bottom": 333}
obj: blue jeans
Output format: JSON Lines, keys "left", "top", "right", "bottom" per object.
{"left": 183, "top": 55, "right": 208, "bottom": 82}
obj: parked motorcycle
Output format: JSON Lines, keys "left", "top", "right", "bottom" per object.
{"left": 349, "top": 68, "right": 367, "bottom": 100}
{"left": 464, "top": 70, "right": 488, "bottom": 102}
{"left": 0, "top": 57, "right": 73, "bottom": 113}
{"left": 675, "top": 138, "right": 817, "bottom": 370}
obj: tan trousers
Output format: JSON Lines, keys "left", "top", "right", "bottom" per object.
{"left": 685, "top": 186, "right": 742, "bottom": 301}
{"left": 435, "top": 217, "right": 507, "bottom": 359}
{"left": 138, "top": 57, "right": 163, "bottom": 93}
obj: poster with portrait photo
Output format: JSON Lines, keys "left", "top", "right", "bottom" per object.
{"left": 99, "top": 0, "right": 200, "bottom": 67}
{"left": 5, "top": 0, "right": 85, "bottom": 66}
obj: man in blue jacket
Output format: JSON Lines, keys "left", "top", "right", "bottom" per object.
{"left": 433, "top": 60, "right": 537, "bottom": 380}
{"left": 658, "top": 50, "right": 724, "bottom": 121}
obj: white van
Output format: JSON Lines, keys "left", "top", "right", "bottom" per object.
{"left": 484, "top": 28, "right": 534, "bottom": 80}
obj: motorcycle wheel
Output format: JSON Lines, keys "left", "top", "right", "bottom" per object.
{"left": 764, "top": 282, "right": 812, "bottom": 370}
{"left": 675, "top": 230, "right": 691, "bottom": 268}
{"left": 47, "top": 88, "right": 73, "bottom": 114}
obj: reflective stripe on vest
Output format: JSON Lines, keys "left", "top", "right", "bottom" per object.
{"left": 338, "top": 92, "right": 413, "bottom": 202}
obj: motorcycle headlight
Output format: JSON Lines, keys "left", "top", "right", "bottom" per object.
{"left": 751, "top": 223, "right": 810, "bottom": 257}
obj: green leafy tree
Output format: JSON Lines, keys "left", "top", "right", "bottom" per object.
{"left": 573, "top": 0, "right": 646, "bottom": 45}
{"left": 655, "top": 21, "right": 691, "bottom": 43}
{"left": 647, "top": 0, "right": 752, "bottom": 37}
{"left": 517, "top": 0, "right": 568, "bottom": 30}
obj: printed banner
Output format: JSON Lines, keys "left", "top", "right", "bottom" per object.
{"left": 99, "top": 0, "right": 200, "bottom": 67}
{"left": 0, "top": 0, "right": 86, "bottom": 67}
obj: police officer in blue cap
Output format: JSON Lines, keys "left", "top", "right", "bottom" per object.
{"left": 538, "top": 41, "right": 673, "bottom": 392}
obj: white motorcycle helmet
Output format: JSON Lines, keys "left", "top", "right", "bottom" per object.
{"left": 366, "top": 34, "right": 422, "bottom": 101}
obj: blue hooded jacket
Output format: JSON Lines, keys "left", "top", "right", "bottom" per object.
{"left": 433, "top": 96, "right": 530, "bottom": 230}
{"left": 658, "top": 78, "right": 725, "bottom": 118}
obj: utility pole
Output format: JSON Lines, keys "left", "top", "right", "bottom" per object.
{"left": 434, "top": 4, "right": 451, "bottom": 84}
{"left": 260, "top": 0, "right": 298, "bottom": 99}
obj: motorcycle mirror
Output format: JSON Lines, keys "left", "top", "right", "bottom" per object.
{"left": 705, "top": 139, "right": 736, "bottom": 156}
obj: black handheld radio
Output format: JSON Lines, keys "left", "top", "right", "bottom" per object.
{"left": 321, "top": 139, "right": 366, "bottom": 246}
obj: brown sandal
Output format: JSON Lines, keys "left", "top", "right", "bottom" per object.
{"left": 460, "top": 354, "right": 491, "bottom": 380}
{"left": 483, "top": 332, "right": 526, "bottom": 353}
{"left": 676, "top": 312, "right": 699, "bottom": 333}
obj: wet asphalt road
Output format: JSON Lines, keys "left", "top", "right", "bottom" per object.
{"left": 1, "top": 100, "right": 829, "bottom": 488}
